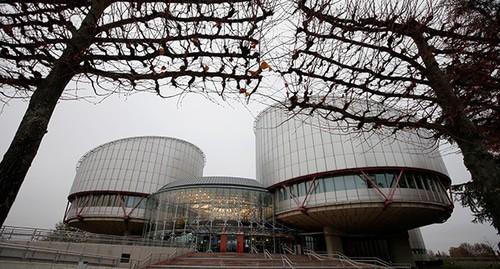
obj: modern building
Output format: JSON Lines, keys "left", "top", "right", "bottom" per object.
{"left": 143, "top": 176, "right": 291, "bottom": 253}
{"left": 254, "top": 105, "right": 453, "bottom": 264}
{"left": 64, "top": 136, "right": 205, "bottom": 235}
{"left": 64, "top": 104, "right": 453, "bottom": 265}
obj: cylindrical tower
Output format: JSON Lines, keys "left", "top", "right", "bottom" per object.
{"left": 254, "top": 105, "right": 453, "bottom": 234}
{"left": 64, "top": 136, "right": 205, "bottom": 235}
{"left": 409, "top": 228, "right": 431, "bottom": 262}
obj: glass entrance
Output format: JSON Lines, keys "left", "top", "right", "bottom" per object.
{"left": 227, "top": 235, "right": 238, "bottom": 252}
{"left": 220, "top": 234, "right": 244, "bottom": 253}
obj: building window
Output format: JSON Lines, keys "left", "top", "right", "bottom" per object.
{"left": 120, "top": 253, "right": 130, "bottom": 263}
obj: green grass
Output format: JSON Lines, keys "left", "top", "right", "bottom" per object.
{"left": 436, "top": 260, "right": 500, "bottom": 269}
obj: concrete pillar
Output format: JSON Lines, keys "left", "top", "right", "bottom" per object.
{"left": 323, "top": 226, "right": 344, "bottom": 254}
{"left": 387, "top": 231, "right": 416, "bottom": 268}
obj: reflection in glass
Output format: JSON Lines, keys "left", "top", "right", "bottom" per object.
{"left": 273, "top": 170, "right": 449, "bottom": 204}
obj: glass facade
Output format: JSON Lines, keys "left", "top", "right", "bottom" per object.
{"left": 144, "top": 177, "right": 294, "bottom": 253}
{"left": 272, "top": 169, "right": 451, "bottom": 215}
{"left": 274, "top": 170, "right": 448, "bottom": 201}
{"left": 68, "top": 193, "right": 147, "bottom": 210}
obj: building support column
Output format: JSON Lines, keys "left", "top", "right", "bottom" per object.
{"left": 387, "top": 231, "right": 416, "bottom": 268}
{"left": 323, "top": 226, "right": 344, "bottom": 254}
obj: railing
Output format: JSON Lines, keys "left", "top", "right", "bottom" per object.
{"left": 304, "top": 249, "right": 325, "bottom": 261}
{"left": 351, "top": 257, "right": 411, "bottom": 269}
{"left": 331, "top": 251, "right": 361, "bottom": 268}
{"left": 0, "top": 225, "right": 192, "bottom": 248}
{"left": 138, "top": 244, "right": 196, "bottom": 269}
{"left": 0, "top": 241, "right": 120, "bottom": 267}
{"left": 130, "top": 249, "right": 178, "bottom": 269}
{"left": 264, "top": 249, "right": 273, "bottom": 260}
{"left": 131, "top": 252, "right": 153, "bottom": 269}
{"left": 282, "top": 254, "right": 295, "bottom": 269}
{"left": 282, "top": 245, "right": 295, "bottom": 255}
{"left": 250, "top": 245, "right": 259, "bottom": 254}
{"left": 1, "top": 226, "right": 196, "bottom": 269}
{"left": 304, "top": 249, "right": 362, "bottom": 268}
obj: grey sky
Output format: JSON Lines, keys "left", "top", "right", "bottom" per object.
{"left": 1, "top": 92, "right": 498, "bottom": 253}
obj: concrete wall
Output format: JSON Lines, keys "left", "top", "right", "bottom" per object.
{"left": 0, "top": 241, "right": 191, "bottom": 269}
{"left": 0, "top": 261, "right": 112, "bottom": 269}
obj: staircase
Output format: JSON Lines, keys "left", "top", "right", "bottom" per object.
{"left": 147, "top": 252, "right": 387, "bottom": 268}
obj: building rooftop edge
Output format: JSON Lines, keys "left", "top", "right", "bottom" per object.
{"left": 75, "top": 135, "right": 206, "bottom": 171}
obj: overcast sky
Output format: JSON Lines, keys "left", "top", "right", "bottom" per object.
{"left": 1, "top": 92, "right": 498, "bottom": 253}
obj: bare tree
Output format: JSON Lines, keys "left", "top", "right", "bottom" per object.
{"left": 0, "top": 0, "right": 273, "bottom": 226}
{"left": 449, "top": 242, "right": 496, "bottom": 258}
{"left": 279, "top": 0, "right": 499, "bottom": 231}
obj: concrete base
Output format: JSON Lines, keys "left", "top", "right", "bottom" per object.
{"left": 0, "top": 241, "right": 192, "bottom": 269}
{"left": 323, "top": 226, "right": 344, "bottom": 254}
{"left": 387, "top": 231, "right": 416, "bottom": 268}
{"left": 0, "top": 261, "right": 112, "bottom": 269}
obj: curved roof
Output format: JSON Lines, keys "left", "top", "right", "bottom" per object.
{"left": 156, "top": 176, "right": 267, "bottom": 193}
{"left": 76, "top": 136, "right": 206, "bottom": 170}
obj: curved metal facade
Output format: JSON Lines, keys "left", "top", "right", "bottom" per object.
{"left": 255, "top": 106, "right": 448, "bottom": 187}
{"left": 65, "top": 136, "right": 205, "bottom": 235}
{"left": 254, "top": 106, "right": 453, "bottom": 233}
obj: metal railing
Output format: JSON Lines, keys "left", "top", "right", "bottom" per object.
{"left": 282, "top": 245, "right": 295, "bottom": 255}
{"left": 1, "top": 226, "right": 196, "bottom": 269}
{"left": 304, "top": 249, "right": 326, "bottom": 261}
{"left": 306, "top": 249, "right": 411, "bottom": 269}
{"left": 304, "top": 249, "right": 362, "bottom": 268}
{"left": 0, "top": 241, "right": 120, "bottom": 267}
{"left": 351, "top": 257, "right": 411, "bottom": 269}
{"left": 282, "top": 254, "right": 295, "bottom": 269}
{"left": 0, "top": 225, "right": 193, "bottom": 248}
{"left": 264, "top": 249, "right": 273, "bottom": 260}
{"left": 250, "top": 245, "right": 259, "bottom": 254}
{"left": 130, "top": 247, "right": 194, "bottom": 269}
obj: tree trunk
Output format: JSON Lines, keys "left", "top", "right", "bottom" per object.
{"left": 0, "top": 0, "right": 109, "bottom": 227}
{"left": 411, "top": 27, "right": 500, "bottom": 233}
{"left": 454, "top": 121, "right": 500, "bottom": 232}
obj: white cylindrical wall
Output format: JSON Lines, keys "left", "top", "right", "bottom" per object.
{"left": 255, "top": 106, "right": 448, "bottom": 187}
{"left": 65, "top": 136, "right": 205, "bottom": 235}
{"left": 254, "top": 105, "right": 452, "bottom": 234}
{"left": 69, "top": 136, "right": 205, "bottom": 196}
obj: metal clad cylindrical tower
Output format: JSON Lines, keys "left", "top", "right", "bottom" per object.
{"left": 65, "top": 136, "right": 205, "bottom": 235}
{"left": 255, "top": 106, "right": 448, "bottom": 187}
{"left": 255, "top": 105, "right": 453, "bottom": 234}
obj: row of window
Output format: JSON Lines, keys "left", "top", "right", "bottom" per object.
{"left": 146, "top": 188, "right": 273, "bottom": 226}
{"left": 70, "top": 194, "right": 147, "bottom": 209}
{"left": 150, "top": 188, "right": 272, "bottom": 210}
{"left": 274, "top": 170, "right": 448, "bottom": 201}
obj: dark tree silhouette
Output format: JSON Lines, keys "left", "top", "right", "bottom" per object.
{"left": 449, "top": 242, "right": 496, "bottom": 257}
{"left": 279, "top": 0, "right": 499, "bottom": 231}
{"left": 0, "top": 0, "right": 273, "bottom": 226}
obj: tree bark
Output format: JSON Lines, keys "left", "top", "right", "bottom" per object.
{"left": 411, "top": 26, "right": 500, "bottom": 232}
{"left": 453, "top": 120, "right": 500, "bottom": 231}
{"left": 0, "top": 0, "right": 110, "bottom": 227}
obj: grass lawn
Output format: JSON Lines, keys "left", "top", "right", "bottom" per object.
{"left": 419, "top": 259, "right": 500, "bottom": 269}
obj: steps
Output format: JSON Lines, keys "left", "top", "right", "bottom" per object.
{"left": 148, "top": 252, "right": 386, "bottom": 268}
